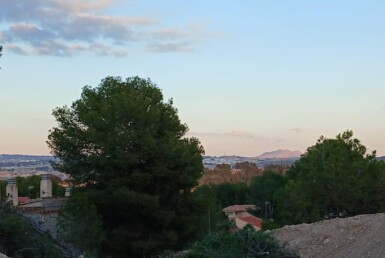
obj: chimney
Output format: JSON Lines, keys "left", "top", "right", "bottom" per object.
{"left": 40, "top": 174, "right": 52, "bottom": 198}
{"left": 65, "top": 187, "right": 71, "bottom": 197}
{"left": 6, "top": 178, "right": 18, "bottom": 206}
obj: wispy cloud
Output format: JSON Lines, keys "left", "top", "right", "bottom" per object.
{"left": 188, "top": 130, "right": 260, "bottom": 139}
{"left": 225, "top": 130, "right": 256, "bottom": 139}
{"left": 147, "top": 42, "right": 194, "bottom": 53}
{"left": 0, "top": 0, "right": 208, "bottom": 56}
{"left": 292, "top": 128, "right": 303, "bottom": 133}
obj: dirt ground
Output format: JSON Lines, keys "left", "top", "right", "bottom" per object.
{"left": 273, "top": 213, "right": 385, "bottom": 258}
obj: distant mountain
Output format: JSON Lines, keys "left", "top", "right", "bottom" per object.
{"left": 257, "top": 149, "right": 301, "bottom": 159}
{"left": 377, "top": 156, "right": 385, "bottom": 161}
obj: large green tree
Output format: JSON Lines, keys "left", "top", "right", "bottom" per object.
{"left": 275, "top": 130, "right": 385, "bottom": 224}
{"left": 47, "top": 76, "right": 204, "bottom": 257}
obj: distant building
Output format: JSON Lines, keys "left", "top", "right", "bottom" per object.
{"left": 223, "top": 204, "right": 262, "bottom": 231}
{"left": 3, "top": 174, "right": 69, "bottom": 242}
{"left": 40, "top": 174, "right": 52, "bottom": 198}
{"left": 5, "top": 173, "right": 68, "bottom": 206}
{"left": 6, "top": 178, "right": 18, "bottom": 206}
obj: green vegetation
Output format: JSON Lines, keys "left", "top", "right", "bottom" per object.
{"left": 58, "top": 194, "right": 104, "bottom": 257}
{"left": 214, "top": 182, "right": 250, "bottom": 208}
{"left": 0, "top": 203, "right": 62, "bottom": 257}
{"left": 48, "top": 76, "right": 205, "bottom": 257}
{"left": 248, "top": 171, "right": 286, "bottom": 223}
{"left": 196, "top": 131, "right": 385, "bottom": 230}
{"left": 188, "top": 226, "right": 297, "bottom": 258}
{"left": 199, "top": 162, "right": 261, "bottom": 185}
{"left": 275, "top": 130, "right": 385, "bottom": 224}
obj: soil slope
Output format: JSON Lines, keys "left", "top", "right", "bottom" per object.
{"left": 273, "top": 213, "right": 385, "bottom": 258}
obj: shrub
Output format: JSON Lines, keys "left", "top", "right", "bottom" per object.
{"left": 188, "top": 226, "right": 297, "bottom": 258}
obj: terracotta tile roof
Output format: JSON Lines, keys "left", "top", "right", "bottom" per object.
{"left": 238, "top": 216, "right": 262, "bottom": 228}
{"left": 18, "top": 197, "right": 31, "bottom": 204}
{"left": 223, "top": 204, "right": 256, "bottom": 213}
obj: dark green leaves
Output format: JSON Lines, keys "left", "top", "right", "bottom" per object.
{"left": 48, "top": 76, "right": 204, "bottom": 257}
{"left": 275, "top": 130, "right": 385, "bottom": 224}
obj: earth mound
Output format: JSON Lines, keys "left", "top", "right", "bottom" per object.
{"left": 273, "top": 213, "right": 385, "bottom": 258}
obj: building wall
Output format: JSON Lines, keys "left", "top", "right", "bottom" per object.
{"left": 6, "top": 183, "right": 18, "bottom": 206}
{"left": 40, "top": 176, "right": 52, "bottom": 198}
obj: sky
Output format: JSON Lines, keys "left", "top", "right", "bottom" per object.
{"left": 0, "top": 0, "right": 385, "bottom": 157}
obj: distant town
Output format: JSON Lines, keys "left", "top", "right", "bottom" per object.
{"left": 203, "top": 149, "right": 301, "bottom": 169}
{"left": 0, "top": 150, "right": 301, "bottom": 180}
{"left": 1, "top": 150, "right": 384, "bottom": 181}
{"left": 0, "top": 154, "right": 67, "bottom": 180}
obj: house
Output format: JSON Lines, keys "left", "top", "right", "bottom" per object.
{"left": 223, "top": 204, "right": 262, "bottom": 231}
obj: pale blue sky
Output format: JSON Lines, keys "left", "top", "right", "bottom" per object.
{"left": 0, "top": 0, "right": 384, "bottom": 156}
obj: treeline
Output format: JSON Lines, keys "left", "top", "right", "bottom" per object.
{"left": 199, "top": 161, "right": 290, "bottom": 186}
{"left": 198, "top": 162, "right": 263, "bottom": 185}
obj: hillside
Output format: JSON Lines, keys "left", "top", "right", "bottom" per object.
{"left": 273, "top": 213, "right": 385, "bottom": 258}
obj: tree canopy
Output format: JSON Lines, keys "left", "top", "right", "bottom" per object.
{"left": 47, "top": 76, "right": 205, "bottom": 257}
{"left": 275, "top": 130, "right": 385, "bottom": 224}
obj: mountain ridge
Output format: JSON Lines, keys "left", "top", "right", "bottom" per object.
{"left": 256, "top": 149, "right": 302, "bottom": 159}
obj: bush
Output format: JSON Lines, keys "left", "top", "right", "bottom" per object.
{"left": 188, "top": 226, "right": 297, "bottom": 258}
{"left": 0, "top": 204, "right": 62, "bottom": 257}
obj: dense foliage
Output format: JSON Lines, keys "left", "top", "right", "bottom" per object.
{"left": 188, "top": 226, "right": 297, "bottom": 258}
{"left": 275, "top": 131, "right": 385, "bottom": 224}
{"left": 249, "top": 171, "right": 286, "bottom": 220}
{"left": 214, "top": 182, "right": 250, "bottom": 208}
{"left": 58, "top": 194, "right": 104, "bottom": 257}
{"left": 0, "top": 204, "right": 62, "bottom": 257}
{"left": 199, "top": 162, "right": 261, "bottom": 185}
{"left": 48, "top": 76, "right": 205, "bottom": 257}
